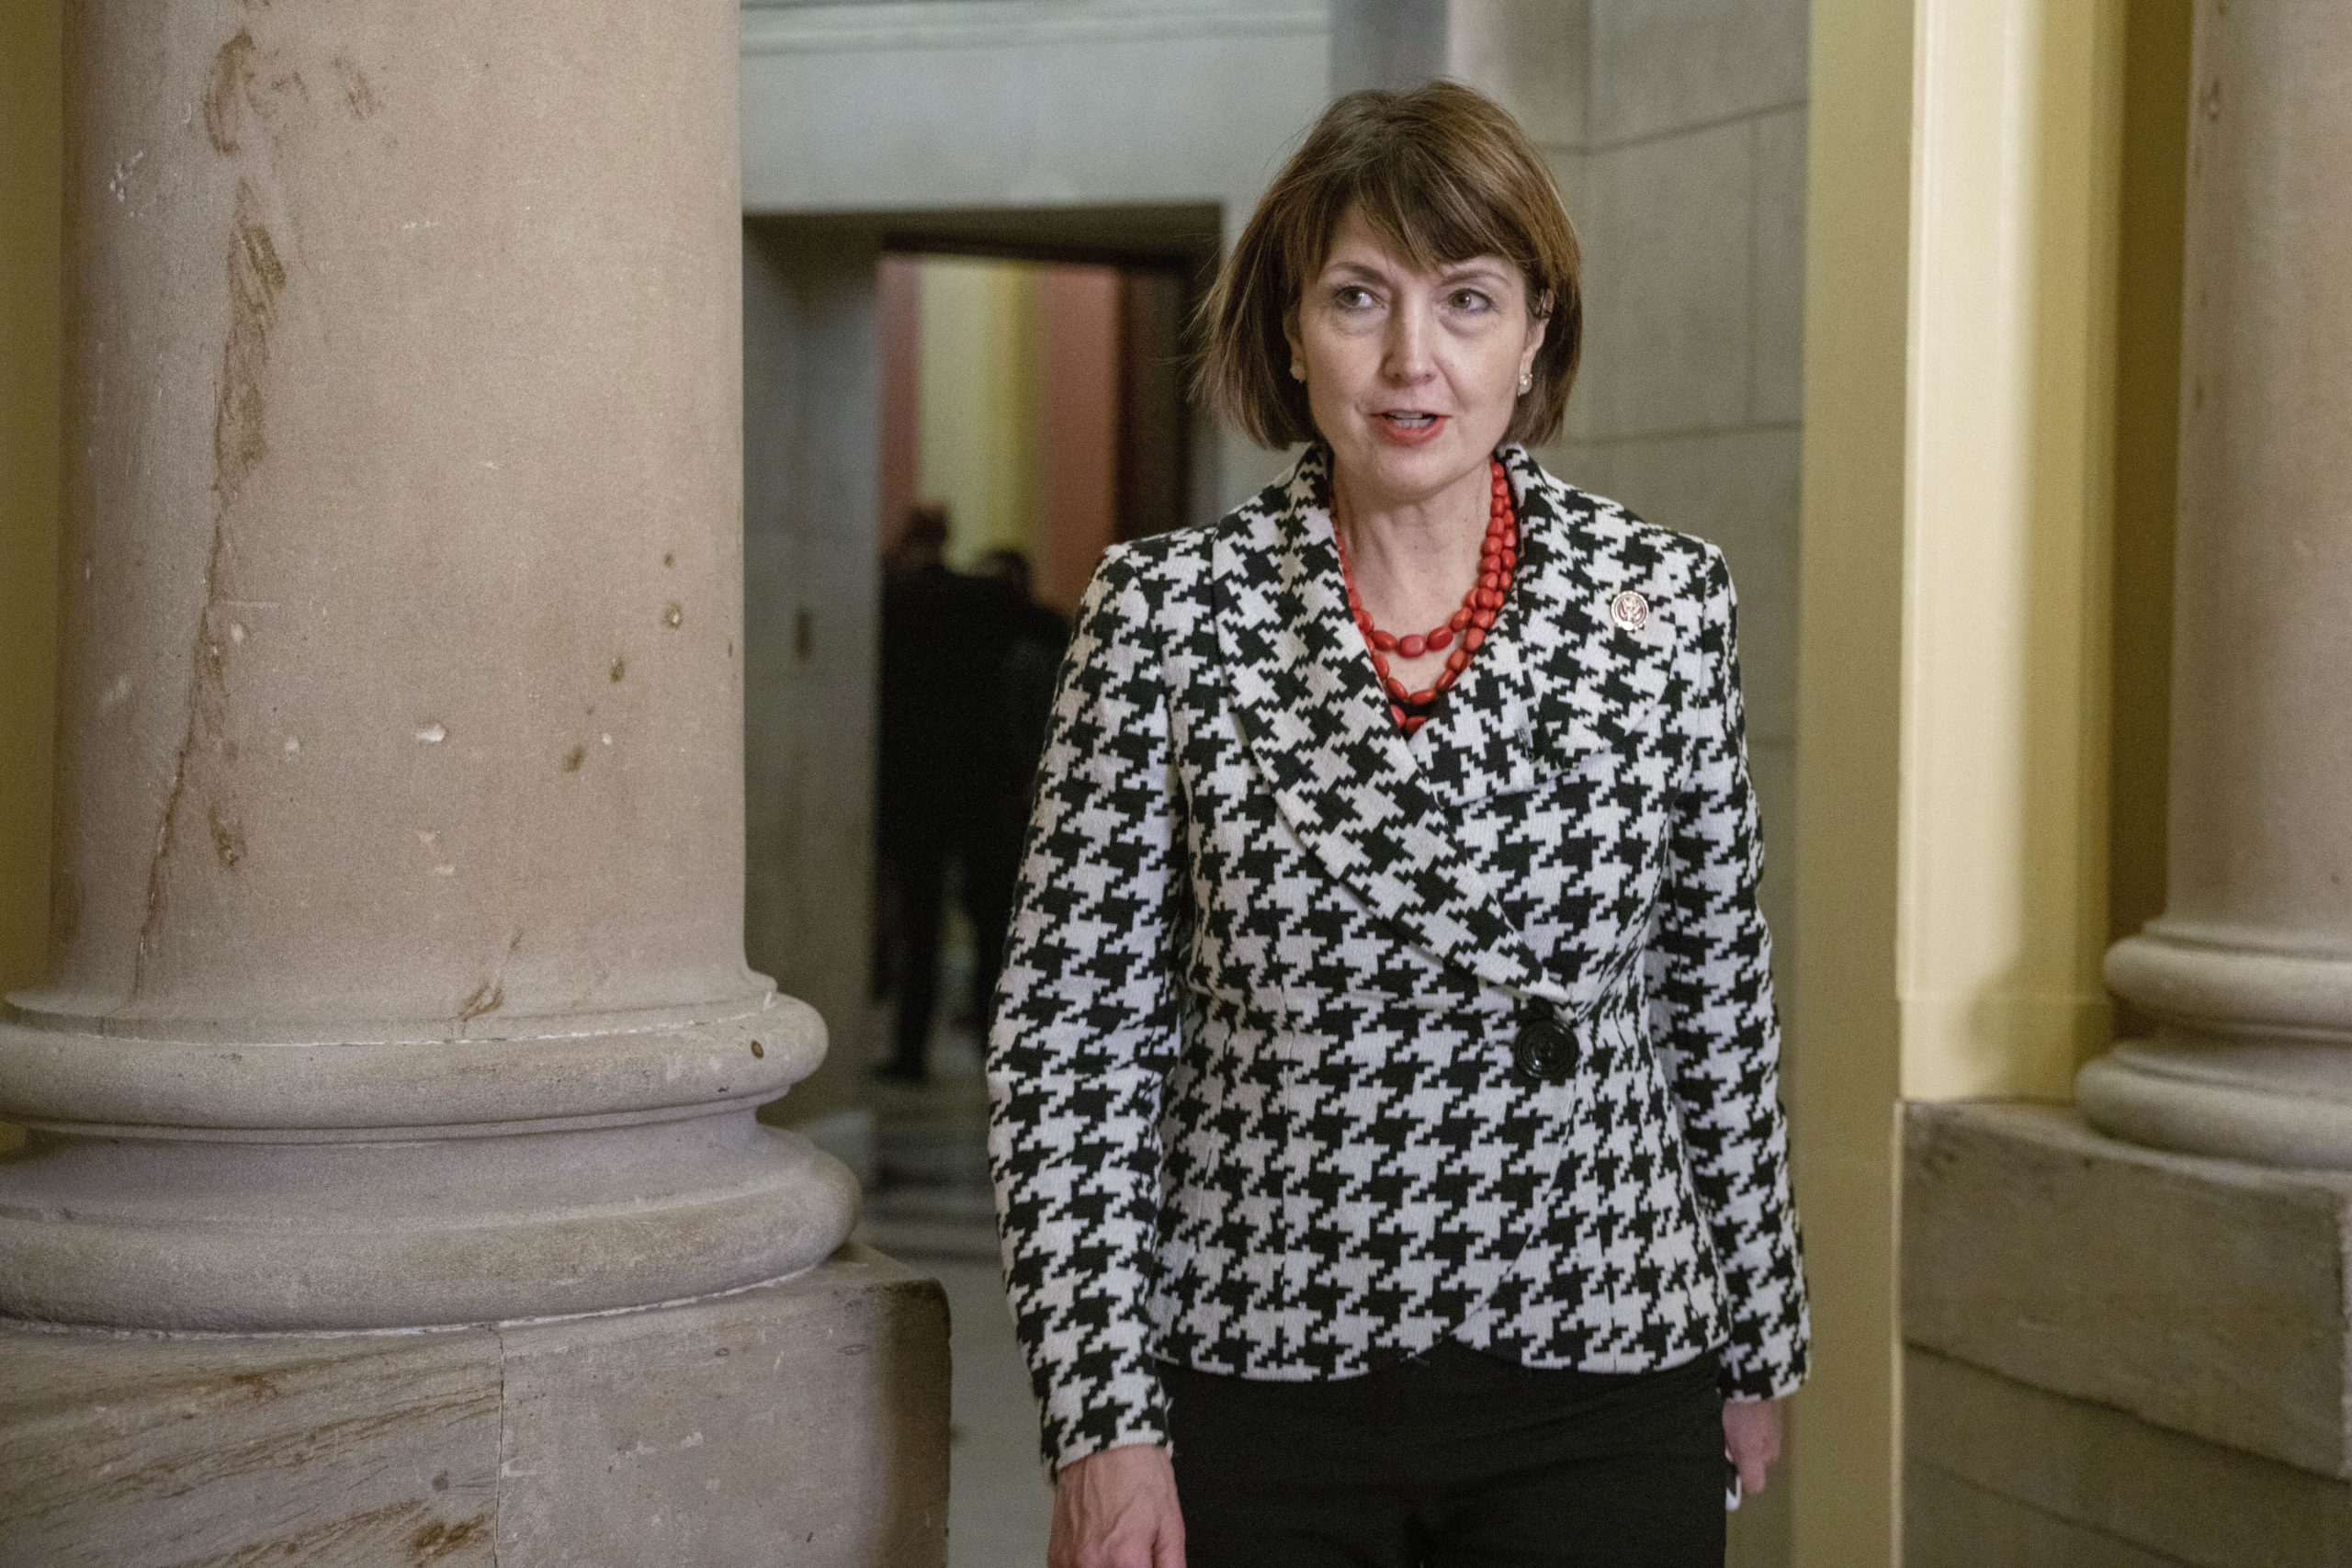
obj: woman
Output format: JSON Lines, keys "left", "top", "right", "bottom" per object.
{"left": 989, "top": 81, "right": 1807, "bottom": 1568}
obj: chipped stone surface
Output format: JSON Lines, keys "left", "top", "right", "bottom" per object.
{"left": 30, "top": 0, "right": 755, "bottom": 1038}
{"left": 0, "top": 1249, "right": 950, "bottom": 1567}
{"left": 0, "top": 1322, "right": 503, "bottom": 1566}
{"left": 497, "top": 1247, "right": 951, "bottom": 1567}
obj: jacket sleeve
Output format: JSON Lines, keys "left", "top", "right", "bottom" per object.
{"left": 986, "top": 544, "right": 1185, "bottom": 1472}
{"left": 1646, "top": 547, "right": 1810, "bottom": 1402}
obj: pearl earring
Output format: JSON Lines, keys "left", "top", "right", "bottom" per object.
{"left": 1518, "top": 369, "right": 1533, "bottom": 395}
{"left": 1291, "top": 362, "right": 1306, "bottom": 381}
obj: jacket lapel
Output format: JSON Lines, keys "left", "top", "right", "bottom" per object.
{"left": 1213, "top": 446, "right": 1690, "bottom": 1014}
{"left": 1469, "top": 447, "right": 1682, "bottom": 770}
{"left": 1213, "top": 448, "right": 1563, "bottom": 1003}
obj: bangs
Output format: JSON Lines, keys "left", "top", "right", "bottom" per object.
{"left": 1282, "top": 146, "right": 1548, "bottom": 313}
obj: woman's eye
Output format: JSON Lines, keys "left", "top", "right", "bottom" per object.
{"left": 1331, "top": 286, "right": 1377, "bottom": 310}
{"left": 1449, "top": 288, "right": 1493, "bottom": 312}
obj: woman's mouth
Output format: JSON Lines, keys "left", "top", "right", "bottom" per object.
{"left": 1374, "top": 411, "right": 1448, "bottom": 445}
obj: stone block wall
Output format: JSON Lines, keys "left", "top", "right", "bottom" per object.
{"left": 2, "top": 1247, "right": 951, "bottom": 1567}
{"left": 1512, "top": 0, "right": 1810, "bottom": 965}
{"left": 1904, "top": 1104, "right": 2352, "bottom": 1566}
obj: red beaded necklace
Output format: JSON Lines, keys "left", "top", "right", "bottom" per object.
{"left": 1334, "top": 457, "right": 1518, "bottom": 736}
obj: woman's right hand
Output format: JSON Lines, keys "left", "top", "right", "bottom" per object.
{"left": 1049, "top": 1443, "right": 1186, "bottom": 1568}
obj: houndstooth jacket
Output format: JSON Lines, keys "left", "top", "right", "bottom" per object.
{"left": 986, "top": 443, "right": 1808, "bottom": 1472}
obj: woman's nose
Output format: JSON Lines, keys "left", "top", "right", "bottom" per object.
{"left": 1382, "top": 300, "right": 1436, "bottom": 383}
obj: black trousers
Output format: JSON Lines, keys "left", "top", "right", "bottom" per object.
{"left": 1164, "top": 1341, "right": 1725, "bottom": 1568}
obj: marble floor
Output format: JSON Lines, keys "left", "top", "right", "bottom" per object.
{"left": 856, "top": 1013, "right": 1053, "bottom": 1568}
{"left": 928, "top": 1252, "right": 1056, "bottom": 1568}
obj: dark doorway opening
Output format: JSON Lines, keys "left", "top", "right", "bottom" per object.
{"left": 741, "top": 201, "right": 1218, "bottom": 1565}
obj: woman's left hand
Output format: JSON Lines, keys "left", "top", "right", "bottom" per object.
{"left": 1723, "top": 1397, "right": 1784, "bottom": 1495}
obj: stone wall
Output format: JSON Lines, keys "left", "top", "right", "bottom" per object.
{"left": 1526, "top": 0, "right": 1810, "bottom": 962}
{"left": 743, "top": 221, "right": 887, "bottom": 1135}
{"left": 1905, "top": 1104, "right": 2352, "bottom": 1566}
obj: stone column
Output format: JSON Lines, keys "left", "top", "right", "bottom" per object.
{"left": 0, "top": 0, "right": 851, "bottom": 1332}
{"left": 0, "top": 0, "right": 947, "bottom": 1558}
{"left": 2078, "top": 0, "right": 2352, "bottom": 1168}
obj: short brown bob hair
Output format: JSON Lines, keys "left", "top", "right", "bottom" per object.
{"left": 1199, "top": 81, "right": 1583, "bottom": 450}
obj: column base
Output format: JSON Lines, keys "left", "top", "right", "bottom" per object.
{"left": 0, "top": 1245, "right": 951, "bottom": 1567}
{"left": 2096, "top": 924, "right": 2352, "bottom": 1167}
{"left": 2078, "top": 1038, "right": 2352, "bottom": 1168}
{"left": 0, "top": 1112, "right": 859, "bottom": 1330}
{"left": 0, "top": 993, "right": 861, "bottom": 1329}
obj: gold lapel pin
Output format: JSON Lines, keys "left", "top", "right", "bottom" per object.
{"left": 1609, "top": 590, "right": 1650, "bottom": 632}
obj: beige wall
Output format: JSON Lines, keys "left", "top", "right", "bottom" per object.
{"left": 1792, "top": 2, "right": 1913, "bottom": 1559}
{"left": 918, "top": 257, "right": 1045, "bottom": 573}
{"left": 877, "top": 254, "right": 923, "bottom": 557}
{"left": 1801, "top": 0, "right": 2154, "bottom": 1560}
{"left": 907, "top": 256, "right": 1122, "bottom": 617}
{"left": 1, "top": 0, "right": 61, "bottom": 999}
{"left": 1897, "top": 0, "right": 2126, "bottom": 1105}
{"left": 1033, "top": 267, "right": 1122, "bottom": 618}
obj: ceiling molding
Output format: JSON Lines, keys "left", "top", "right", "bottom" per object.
{"left": 741, "top": 0, "right": 1329, "bottom": 57}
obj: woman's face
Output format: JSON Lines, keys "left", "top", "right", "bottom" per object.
{"left": 1286, "top": 203, "right": 1546, "bottom": 513}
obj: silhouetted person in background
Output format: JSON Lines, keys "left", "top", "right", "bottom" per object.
{"left": 874, "top": 510, "right": 1061, "bottom": 1080}
{"left": 968, "top": 548, "right": 1070, "bottom": 1028}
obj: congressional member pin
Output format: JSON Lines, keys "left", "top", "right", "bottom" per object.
{"left": 1609, "top": 590, "right": 1650, "bottom": 631}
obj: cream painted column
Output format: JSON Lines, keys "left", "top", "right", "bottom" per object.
{"left": 2079, "top": 0, "right": 2352, "bottom": 1168}
{"left": 0, "top": 0, "right": 854, "bottom": 1328}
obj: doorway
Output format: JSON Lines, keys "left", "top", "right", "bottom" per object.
{"left": 867, "top": 244, "right": 1195, "bottom": 1105}
{"left": 741, "top": 205, "right": 1218, "bottom": 1568}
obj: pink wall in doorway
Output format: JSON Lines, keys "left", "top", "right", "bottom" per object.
{"left": 876, "top": 253, "right": 922, "bottom": 554}
{"left": 1034, "top": 265, "right": 1120, "bottom": 617}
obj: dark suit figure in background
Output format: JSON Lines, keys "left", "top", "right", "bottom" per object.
{"left": 969, "top": 548, "right": 1071, "bottom": 1031}
{"left": 874, "top": 508, "right": 1068, "bottom": 1081}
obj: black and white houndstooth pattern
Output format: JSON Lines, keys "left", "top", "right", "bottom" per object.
{"left": 987, "top": 444, "right": 1808, "bottom": 1472}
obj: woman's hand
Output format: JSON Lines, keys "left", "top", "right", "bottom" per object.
{"left": 1049, "top": 1443, "right": 1186, "bottom": 1568}
{"left": 1723, "top": 1397, "right": 1784, "bottom": 1496}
